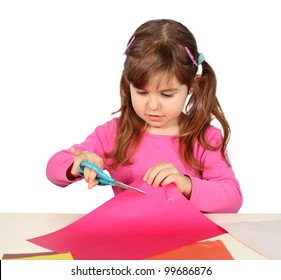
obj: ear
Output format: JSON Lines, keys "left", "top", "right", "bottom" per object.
{"left": 182, "top": 90, "right": 192, "bottom": 114}
{"left": 187, "top": 84, "right": 194, "bottom": 96}
{"left": 188, "top": 75, "right": 201, "bottom": 94}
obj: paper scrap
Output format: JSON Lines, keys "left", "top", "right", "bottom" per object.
{"left": 220, "top": 220, "right": 281, "bottom": 259}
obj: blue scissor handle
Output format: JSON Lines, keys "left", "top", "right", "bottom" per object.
{"left": 79, "top": 161, "right": 114, "bottom": 186}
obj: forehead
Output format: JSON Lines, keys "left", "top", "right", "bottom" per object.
{"left": 139, "top": 72, "right": 182, "bottom": 90}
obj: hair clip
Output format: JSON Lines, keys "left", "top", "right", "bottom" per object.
{"left": 185, "top": 47, "right": 205, "bottom": 76}
{"left": 123, "top": 36, "right": 135, "bottom": 55}
{"left": 185, "top": 46, "right": 198, "bottom": 67}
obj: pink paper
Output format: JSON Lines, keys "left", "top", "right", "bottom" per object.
{"left": 28, "top": 180, "right": 226, "bottom": 259}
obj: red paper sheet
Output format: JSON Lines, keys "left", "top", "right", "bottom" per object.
{"left": 28, "top": 180, "right": 226, "bottom": 259}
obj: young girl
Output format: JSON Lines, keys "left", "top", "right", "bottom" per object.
{"left": 46, "top": 19, "right": 242, "bottom": 213}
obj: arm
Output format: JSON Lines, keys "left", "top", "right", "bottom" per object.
{"left": 46, "top": 119, "right": 117, "bottom": 188}
{"left": 188, "top": 128, "right": 243, "bottom": 213}
{"left": 47, "top": 148, "right": 105, "bottom": 189}
{"left": 143, "top": 127, "right": 242, "bottom": 213}
{"left": 46, "top": 149, "right": 78, "bottom": 187}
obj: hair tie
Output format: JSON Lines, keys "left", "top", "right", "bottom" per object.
{"left": 196, "top": 53, "right": 205, "bottom": 76}
{"left": 197, "top": 53, "right": 205, "bottom": 65}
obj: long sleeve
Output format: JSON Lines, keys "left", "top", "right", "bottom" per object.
{"left": 46, "top": 119, "right": 117, "bottom": 187}
{"left": 188, "top": 128, "right": 243, "bottom": 213}
{"left": 46, "top": 119, "right": 242, "bottom": 213}
{"left": 46, "top": 149, "right": 78, "bottom": 187}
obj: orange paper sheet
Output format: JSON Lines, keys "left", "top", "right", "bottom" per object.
{"left": 28, "top": 180, "right": 226, "bottom": 260}
{"left": 145, "top": 240, "right": 234, "bottom": 260}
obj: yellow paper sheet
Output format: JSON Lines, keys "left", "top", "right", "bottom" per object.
{"left": 8, "top": 252, "right": 73, "bottom": 260}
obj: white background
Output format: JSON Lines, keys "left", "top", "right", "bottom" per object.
{"left": 1, "top": 0, "right": 280, "bottom": 214}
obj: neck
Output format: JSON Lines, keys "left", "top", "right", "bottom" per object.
{"left": 145, "top": 125, "right": 179, "bottom": 136}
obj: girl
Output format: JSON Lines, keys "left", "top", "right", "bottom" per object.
{"left": 46, "top": 19, "right": 242, "bottom": 213}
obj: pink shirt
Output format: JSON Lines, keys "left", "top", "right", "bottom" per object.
{"left": 46, "top": 118, "right": 242, "bottom": 213}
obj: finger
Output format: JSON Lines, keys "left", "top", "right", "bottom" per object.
{"left": 151, "top": 168, "right": 175, "bottom": 187}
{"left": 87, "top": 180, "right": 99, "bottom": 189}
{"left": 161, "top": 174, "right": 177, "bottom": 187}
{"left": 70, "top": 147, "right": 82, "bottom": 157}
{"left": 162, "top": 174, "right": 192, "bottom": 197}
{"left": 92, "top": 156, "right": 104, "bottom": 170}
{"left": 83, "top": 168, "right": 97, "bottom": 184}
{"left": 144, "top": 164, "right": 171, "bottom": 185}
{"left": 70, "top": 148, "right": 84, "bottom": 175}
{"left": 143, "top": 167, "right": 152, "bottom": 182}
{"left": 143, "top": 166, "right": 162, "bottom": 185}
{"left": 71, "top": 159, "right": 83, "bottom": 175}
{"left": 71, "top": 151, "right": 96, "bottom": 175}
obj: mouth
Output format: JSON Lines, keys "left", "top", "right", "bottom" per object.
{"left": 146, "top": 114, "right": 164, "bottom": 122}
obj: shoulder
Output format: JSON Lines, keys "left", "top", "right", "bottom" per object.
{"left": 95, "top": 117, "right": 119, "bottom": 135}
{"left": 82, "top": 118, "right": 119, "bottom": 152}
{"left": 204, "top": 125, "right": 223, "bottom": 146}
{"left": 84, "top": 118, "right": 119, "bottom": 145}
{"left": 193, "top": 125, "right": 223, "bottom": 154}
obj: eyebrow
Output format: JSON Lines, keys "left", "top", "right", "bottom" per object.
{"left": 157, "top": 87, "right": 178, "bottom": 92}
{"left": 136, "top": 86, "right": 179, "bottom": 92}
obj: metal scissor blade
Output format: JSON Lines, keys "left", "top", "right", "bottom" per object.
{"left": 113, "top": 181, "right": 147, "bottom": 194}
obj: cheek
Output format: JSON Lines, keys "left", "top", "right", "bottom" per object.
{"left": 166, "top": 98, "right": 186, "bottom": 116}
{"left": 178, "top": 95, "right": 189, "bottom": 112}
{"left": 131, "top": 94, "right": 143, "bottom": 114}
{"left": 180, "top": 98, "right": 188, "bottom": 111}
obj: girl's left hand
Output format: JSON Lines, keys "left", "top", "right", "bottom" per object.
{"left": 143, "top": 162, "right": 192, "bottom": 198}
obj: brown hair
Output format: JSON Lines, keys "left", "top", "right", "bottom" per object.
{"left": 105, "top": 19, "right": 230, "bottom": 176}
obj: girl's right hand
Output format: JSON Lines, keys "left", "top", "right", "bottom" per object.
{"left": 68, "top": 147, "right": 104, "bottom": 189}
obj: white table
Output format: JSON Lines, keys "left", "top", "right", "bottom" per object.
{"left": 1, "top": 212, "right": 280, "bottom": 259}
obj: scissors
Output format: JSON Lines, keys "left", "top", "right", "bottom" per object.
{"left": 79, "top": 161, "right": 147, "bottom": 194}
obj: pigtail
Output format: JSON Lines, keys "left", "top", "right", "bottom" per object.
{"left": 104, "top": 75, "right": 145, "bottom": 168}
{"left": 179, "top": 60, "right": 231, "bottom": 176}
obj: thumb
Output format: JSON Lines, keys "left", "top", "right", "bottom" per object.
{"left": 70, "top": 147, "right": 82, "bottom": 175}
{"left": 70, "top": 147, "right": 81, "bottom": 157}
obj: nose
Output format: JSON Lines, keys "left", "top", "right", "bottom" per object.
{"left": 147, "top": 94, "right": 160, "bottom": 111}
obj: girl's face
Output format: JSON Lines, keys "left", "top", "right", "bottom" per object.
{"left": 130, "top": 73, "right": 188, "bottom": 135}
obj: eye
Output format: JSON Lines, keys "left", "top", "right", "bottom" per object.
{"left": 137, "top": 91, "right": 148, "bottom": 96}
{"left": 161, "top": 93, "right": 174, "bottom": 98}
